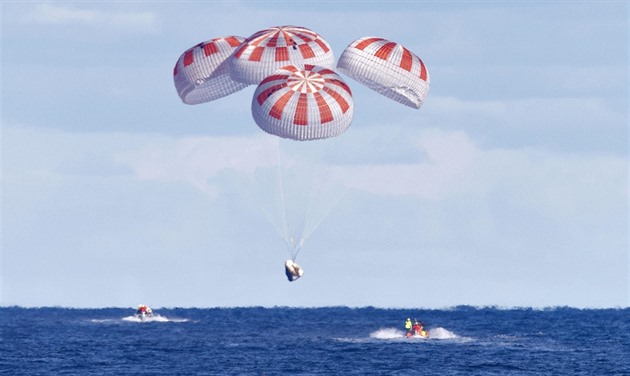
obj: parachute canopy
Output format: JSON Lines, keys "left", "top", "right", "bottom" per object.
{"left": 337, "top": 37, "right": 430, "bottom": 109}
{"left": 251, "top": 64, "right": 354, "bottom": 141}
{"left": 229, "top": 26, "right": 335, "bottom": 85}
{"left": 174, "top": 36, "right": 249, "bottom": 104}
{"left": 173, "top": 28, "right": 430, "bottom": 142}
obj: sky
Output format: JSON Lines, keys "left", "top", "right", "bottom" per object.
{"left": 1, "top": 1, "right": 628, "bottom": 309}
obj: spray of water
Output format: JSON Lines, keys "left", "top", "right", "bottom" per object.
{"left": 121, "top": 315, "right": 188, "bottom": 323}
{"left": 369, "top": 327, "right": 459, "bottom": 340}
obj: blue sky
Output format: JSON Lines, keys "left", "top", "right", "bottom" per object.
{"left": 2, "top": 1, "right": 628, "bottom": 308}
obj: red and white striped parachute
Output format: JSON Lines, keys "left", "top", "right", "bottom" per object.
{"left": 174, "top": 36, "right": 249, "bottom": 105}
{"left": 252, "top": 64, "right": 353, "bottom": 141}
{"left": 173, "top": 29, "right": 430, "bottom": 141}
{"left": 230, "top": 26, "right": 335, "bottom": 85}
{"left": 337, "top": 37, "right": 430, "bottom": 109}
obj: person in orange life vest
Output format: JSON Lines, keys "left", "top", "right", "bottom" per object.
{"left": 137, "top": 305, "right": 147, "bottom": 315}
{"left": 412, "top": 320, "right": 422, "bottom": 334}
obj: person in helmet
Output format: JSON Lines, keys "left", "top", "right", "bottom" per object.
{"left": 137, "top": 304, "right": 147, "bottom": 315}
{"left": 404, "top": 318, "right": 412, "bottom": 335}
{"left": 412, "top": 320, "right": 422, "bottom": 334}
{"left": 285, "top": 260, "right": 304, "bottom": 282}
{"left": 415, "top": 320, "right": 429, "bottom": 337}
{"left": 136, "top": 304, "right": 153, "bottom": 318}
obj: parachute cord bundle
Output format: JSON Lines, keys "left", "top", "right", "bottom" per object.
{"left": 285, "top": 237, "right": 305, "bottom": 261}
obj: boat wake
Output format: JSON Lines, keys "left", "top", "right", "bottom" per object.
{"left": 89, "top": 315, "right": 189, "bottom": 324}
{"left": 369, "top": 327, "right": 460, "bottom": 340}
{"left": 121, "top": 314, "right": 188, "bottom": 323}
{"left": 429, "top": 327, "right": 460, "bottom": 339}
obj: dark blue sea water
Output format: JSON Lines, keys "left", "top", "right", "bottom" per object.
{"left": 1, "top": 306, "right": 628, "bottom": 375}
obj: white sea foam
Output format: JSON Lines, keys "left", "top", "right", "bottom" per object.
{"left": 428, "top": 327, "right": 458, "bottom": 339}
{"left": 370, "top": 327, "right": 405, "bottom": 339}
{"left": 369, "top": 327, "right": 461, "bottom": 341}
{"left": 121, "top": 314, "right": 188, "bottom": 323}
{"left": 89, "top": 319, "right": 116, "bottom": 323}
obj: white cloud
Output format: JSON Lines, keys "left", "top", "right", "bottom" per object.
{"left": 25, "top": 3, "right": 158, "bottom": 33}
{"left": 3, "top": 123, "right": 627, "bottom": 308}
{"left": 117, "top": 135, "right": 281, "bottom": 199}
{"left": 427, "top": 95, "right": 622, "bottom": 130}
{"left": 29, "top": 3, "right": 98, "bottom": 24}
{"left": 115, "top": 128, "right": 628, "bottom": 226}
{"left": 338, "top": 128, "right": 627, "bottom": 224}
{"left": 336, "top": 130, "right": 483, "bottom": 199}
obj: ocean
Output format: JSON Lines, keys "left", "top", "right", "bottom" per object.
{"left": 1, "top": 306, "right": 628, "bottom": 375}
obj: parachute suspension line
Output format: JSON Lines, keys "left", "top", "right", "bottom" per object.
{"left": 299, "top": 164, "right": 325, "bottom": 244}
{"left": 300, "top": 162, "right": 321, "bottom": 242}
{"left": 274, "top": 143, "right": 291, "bottom": 246}
{"left": 242, "top": 138, "right": 300, "bottom": 261}
{"left": 273, "top": 140, "right": 303, "bottom": 261}
{"left": 288, "top": 237, "right": 306, "bottom": 261}
{"left": 284, "top": 239, "right": 295, "bottom": 260}
{"left": 299, "top": 160, "right": 347, "bottom": 246}
{"left": 245, "top": 138, "right": 289, "bottom": 246}
{"left": 251, "top": 137, "right": 349, "bottom": 263}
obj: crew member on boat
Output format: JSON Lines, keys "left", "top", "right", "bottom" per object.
{"left": 136, "top": 304, "right": 152, "bottom": 316}
{"left": 137, "top": 304, "right": 148, "bottom": 315}
{"left": 412, "top": 319, "right": 428, "bottom": 337}
{"left": 405, "top": 318, "right": 412, "bottom": 334}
